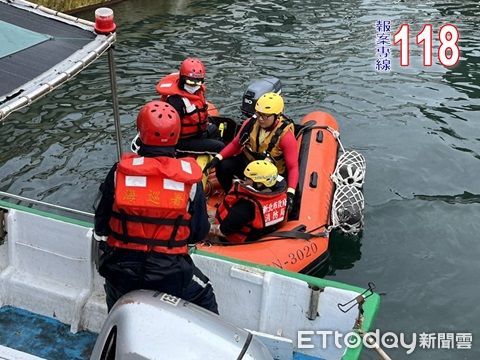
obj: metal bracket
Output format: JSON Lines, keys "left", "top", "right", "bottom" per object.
{"left": 337, "top": 282, "right": 376, "bottom": 314}
{"left": 306, "top": 285, "right": 323, "bottom": 320}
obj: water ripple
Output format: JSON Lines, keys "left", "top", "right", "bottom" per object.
{"left": 1, "top": 0, "right": 478, "bottom": 211}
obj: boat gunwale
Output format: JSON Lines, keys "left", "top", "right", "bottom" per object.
{"left": 0, "top": 199, "right": 94, "bottom": 228}
{"left": 194, "top": 248, "right": 380, "bottom": 360}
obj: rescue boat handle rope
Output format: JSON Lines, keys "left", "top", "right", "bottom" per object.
{"left": 202, "top": 223, "right": 330, "bottom": 246}
{"left": 294, "top": 123, "right": 348, "bottom": 232}
{"left": 295, "top": 124, "right": 345, "bottom": 154}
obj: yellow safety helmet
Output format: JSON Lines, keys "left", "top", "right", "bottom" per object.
{"left": 255, "top": 92, "right": 284, "bottom": 115}
{"left": 244, "top": 160, "right": 278, "bottom": 188}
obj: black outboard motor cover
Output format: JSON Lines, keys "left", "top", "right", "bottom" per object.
{"left": 241, "top": 77, "right": 282, "bottom": 118}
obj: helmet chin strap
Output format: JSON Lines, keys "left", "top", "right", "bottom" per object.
{"left": 131, "top": 133, "right": 141, "bottom": 154}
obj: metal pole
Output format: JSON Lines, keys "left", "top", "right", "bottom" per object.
{"left": 306, "top": 286, "right": 321, "bottom": 320}
{"left": 108, "top": 46, "right": 123, "bottom": 160}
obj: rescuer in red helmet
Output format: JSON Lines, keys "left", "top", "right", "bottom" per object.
{"left": 93, "top": 100, "right": 218, "bottom": 313}
{"left": 156, "top": 57, "right": 225, "bottom": 155}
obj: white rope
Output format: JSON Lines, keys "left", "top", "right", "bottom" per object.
{"left": 361, "top": 332, "right": 393, "bottom": 360}
{"left": 326, "top": 126, "right": 345, "bottom": 153}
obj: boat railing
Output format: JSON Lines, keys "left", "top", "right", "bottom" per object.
{"left": 0, "top": 0, "right": 123, "bottom": 160}
{"left": 0, "top": 191, "right": 94, "bottom": 219}
{"left": 0, "top": 2, "right": 123, "bottom": 226}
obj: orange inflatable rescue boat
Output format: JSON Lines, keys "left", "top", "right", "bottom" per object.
{"left": 197, "top": 111, "right": 343, "bottom": 274}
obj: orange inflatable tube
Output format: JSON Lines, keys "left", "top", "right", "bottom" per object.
{"left": 207, "top": 102, "right": 219, "bottom": 116}
{"left": 197, "top": 111, "right": 339, "bottom": 274}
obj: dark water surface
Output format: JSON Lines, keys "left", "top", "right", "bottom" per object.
{"left": 1, "top": 0, "right": 479, "bottom": 358}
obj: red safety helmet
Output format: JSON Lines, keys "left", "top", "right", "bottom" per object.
{"left": 136, "top": 101, "right": 180, "bottom": 146}
{"left": 179, "top": 57, "right": 206, "bottom": 79}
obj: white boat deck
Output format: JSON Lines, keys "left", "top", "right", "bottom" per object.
{"left": 0, "top": 206, "right": 365, "bottom": 359}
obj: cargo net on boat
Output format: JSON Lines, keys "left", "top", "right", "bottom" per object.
{"left": 330, "top": 150, "right": 366, "bottom": 235}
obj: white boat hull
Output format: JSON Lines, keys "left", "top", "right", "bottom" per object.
{"left": 0, "top": 205, "right": 375, "bottom": 359}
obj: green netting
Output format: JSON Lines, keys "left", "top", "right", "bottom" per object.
{"left": 0, "top": 20, "right": 50, "bottom": 58}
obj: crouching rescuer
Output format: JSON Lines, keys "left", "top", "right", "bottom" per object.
{"left": 93, "top": 100, "right": 218, "bottom": 313}
{"left": 210, "top": 160, "right": 288, "bottom": 243}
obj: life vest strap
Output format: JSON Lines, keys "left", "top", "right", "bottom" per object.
{"left": 112, "top": 211, "right": 190, "bottom": 227}
{"left": 243, "top": 146, "right": 268, "bottom": 161}
{"left": 266, "top": 229, "right": 328, "bottom": 240}
{"left": 110, "top": 230, "right": 189, "bottom": 247}
{"left": 265, "top": 118, "right": 292, "bottom": 154}
{"left": 241, "top": 117, "right": 292, "bottom": 160}
{"left": 182, "top": 97, "right": 208, "bottom": 116}
{"left": 239, "top": 118, "right": 257, "bottom": 145}
{"left": 243, "top": 146, "right": 284, "bottom": 163}
{"left": 119, "top": 210, "right": 129, "bottom": 243}
{"left": 182, "top": 120, "right": 209, "bottom": 127}
{"left": 168, "top": 215, "right": 184, "bottom": 249}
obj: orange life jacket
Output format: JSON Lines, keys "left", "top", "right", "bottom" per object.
{"left": 156, "top": 73, "right": 209, "bottom": 138}
{"left": 216, "top": 180, "right": 287, "bottom": 243}
{"left": 107, "top": 154, "right": 202, "bottom": 254}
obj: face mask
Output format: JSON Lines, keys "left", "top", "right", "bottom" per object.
{"left": 184, "top": 84, "right": 201, "bottom": 94}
